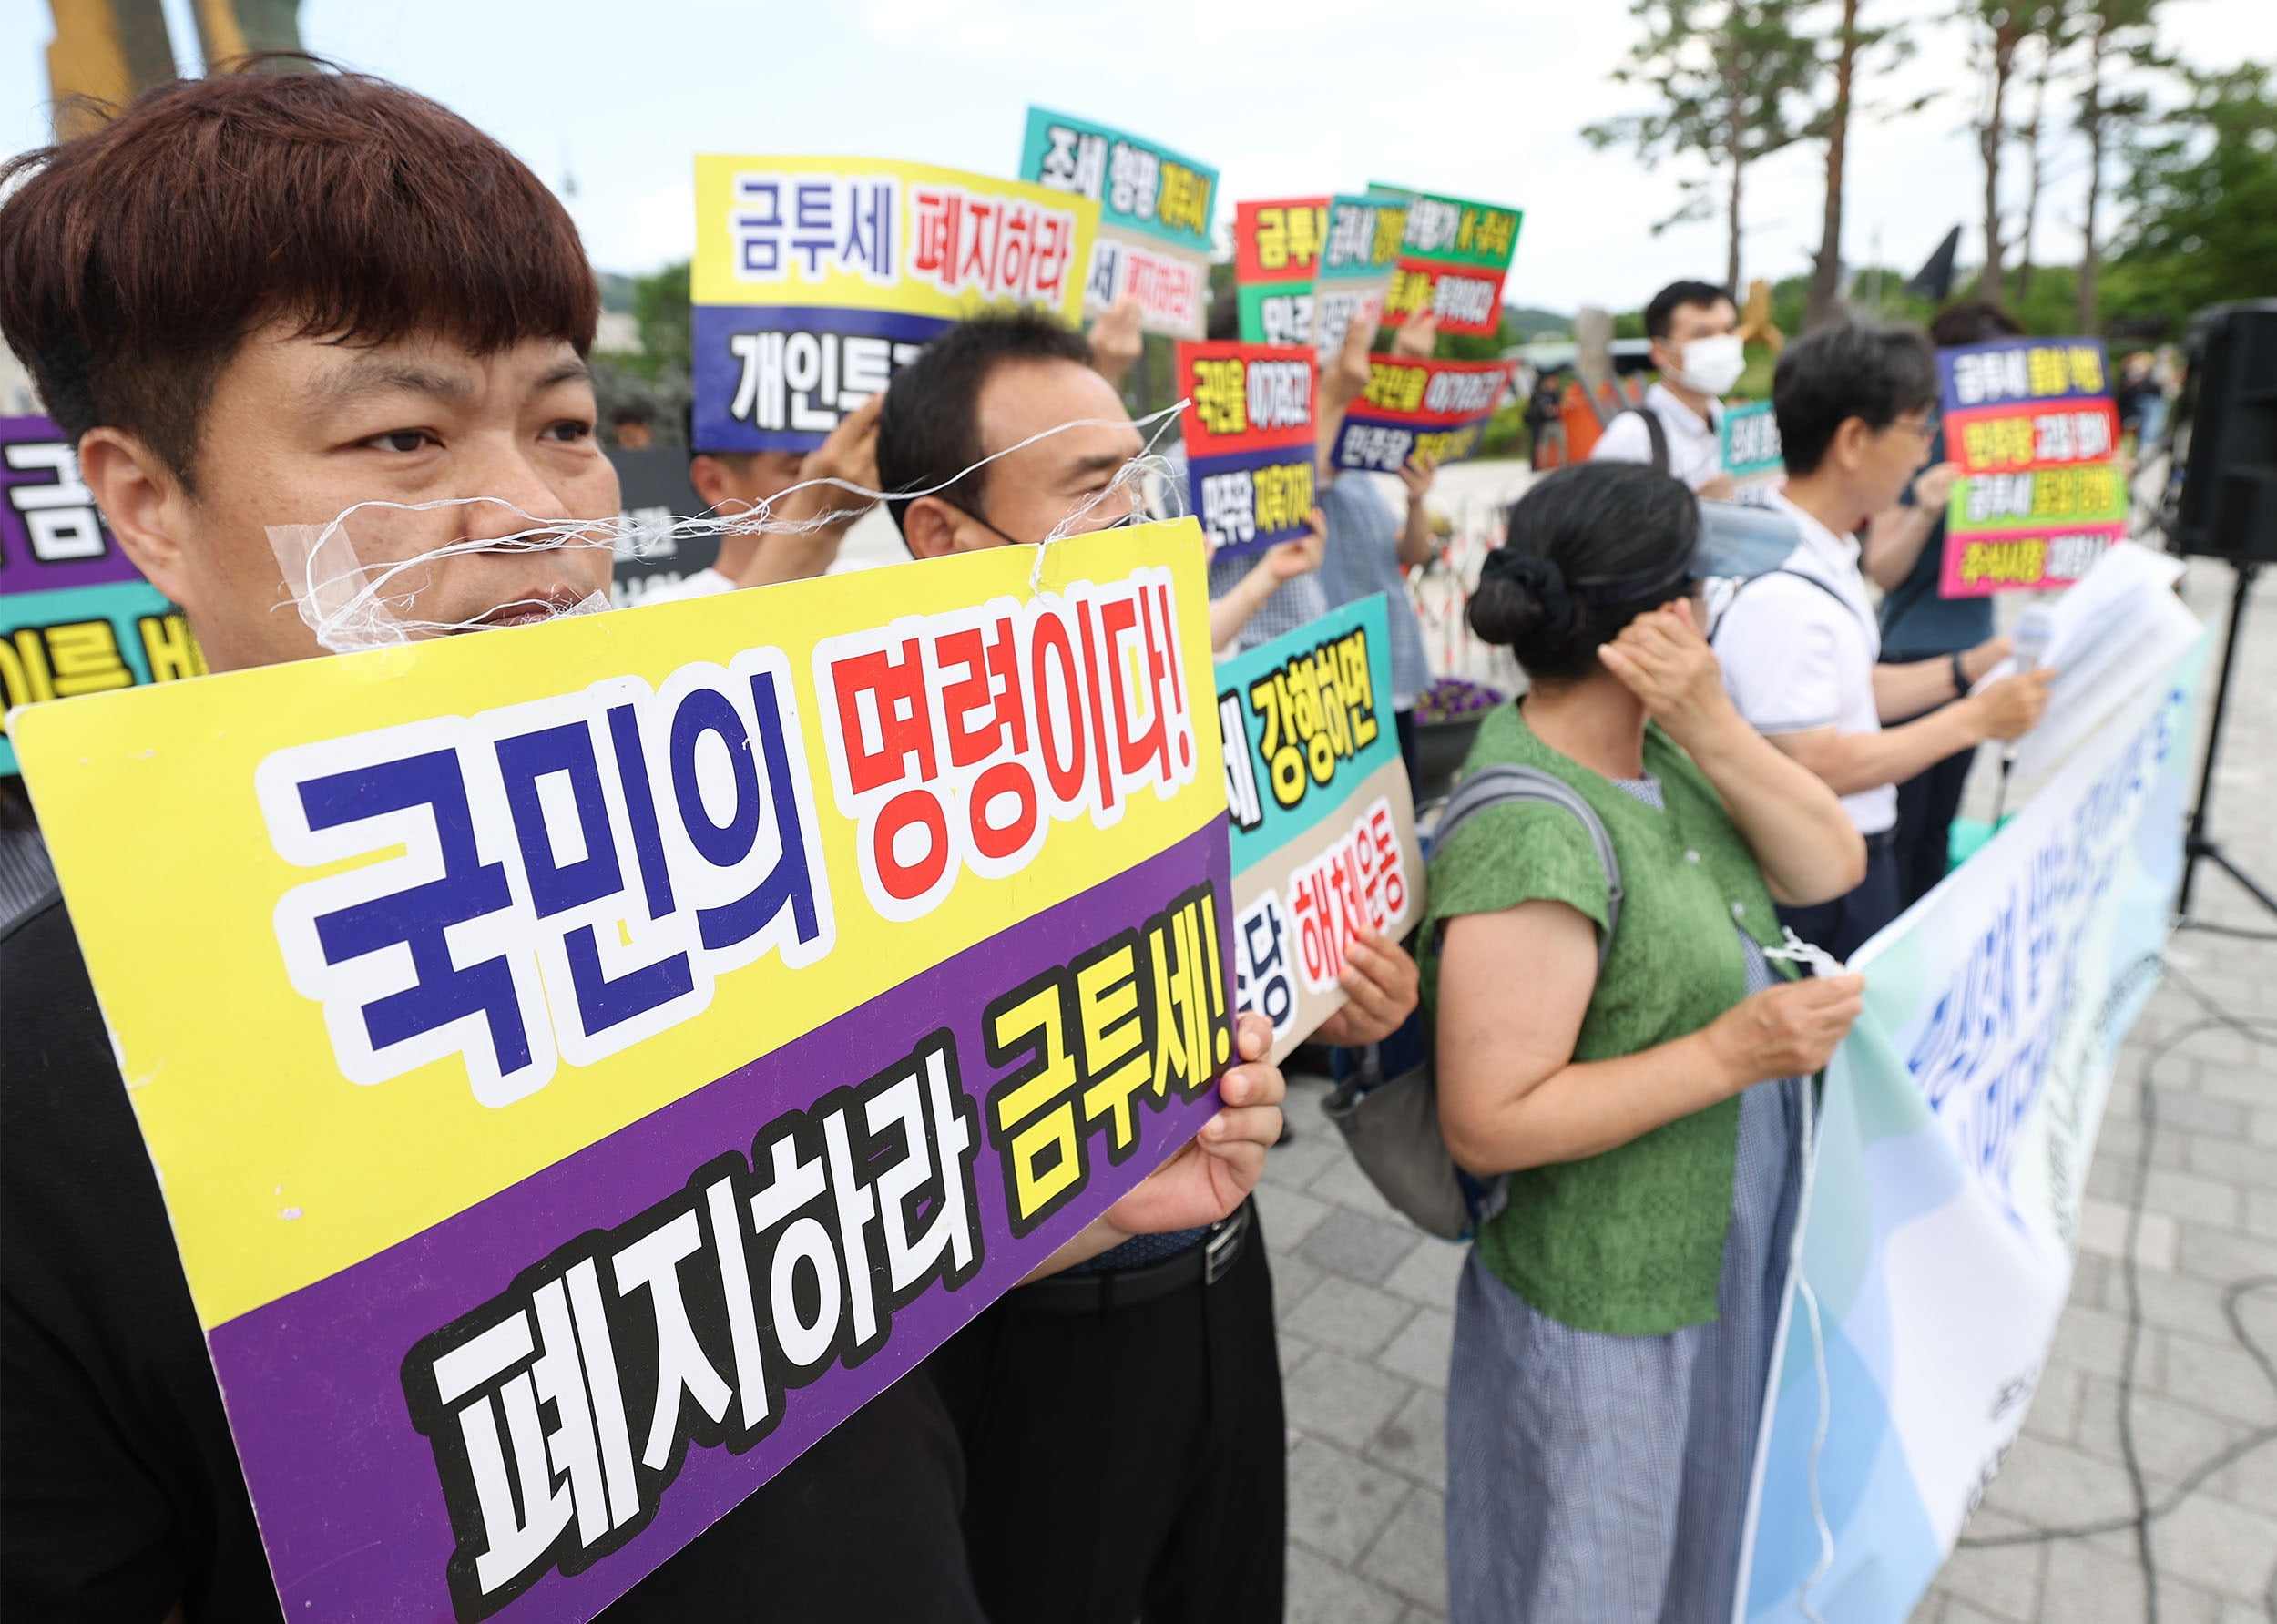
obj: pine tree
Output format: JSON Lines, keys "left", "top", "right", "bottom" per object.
{"left": 2075, "top": 0, "right": 2165, "bottom": 330}
{"left": 1966, "top": 0, "right": 2064, "bottom": 301}
{"left": 1802, "top": 0, "right": 1928, "bottom": 329}
{"left": 1584, "top": 0, "right": 1821, "bottom": 296}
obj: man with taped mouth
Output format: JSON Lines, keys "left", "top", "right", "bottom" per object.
{"left": 0, "top": 66, "right": 1288, "bottom": 1622}
{"left": 877, "top": 312, "right": 1423, "bottom": 1624}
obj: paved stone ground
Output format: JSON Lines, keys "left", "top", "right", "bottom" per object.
{"left": 1267, "top": 557, "right": 2277, "bottom": 1623}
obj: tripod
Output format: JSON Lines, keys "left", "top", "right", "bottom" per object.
{"left": 2179, "top": 558, "right": 2277, "bottom": 923}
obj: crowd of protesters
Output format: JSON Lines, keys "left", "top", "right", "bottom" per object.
{"left": 0, "top": 64, "right": 2058, "bottom": 1624}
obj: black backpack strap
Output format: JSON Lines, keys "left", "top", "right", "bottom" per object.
{"left": 1430, "top": 764, "right": 1624, "bottom": 973}
{"left": 1710, "top": 567, "right": 1865, "bottom": 648}
{"left": 1620, "top": 407, "right": 1670, "bottom": 475}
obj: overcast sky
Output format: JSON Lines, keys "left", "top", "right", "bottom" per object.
{"left": 5, "top": 0, "right": 2272, "bottom": 315}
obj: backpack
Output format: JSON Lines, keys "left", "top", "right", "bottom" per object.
{"left": 1321, "top": 764, "right": 1624, "bottom": 1240}
{"left": 1621, "top": 406, "right": 1671, "bottom": 475}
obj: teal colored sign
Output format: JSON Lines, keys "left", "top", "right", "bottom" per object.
{"left": 1215, "top": 595, "right": 1401, "bottom": 872}
{"left": 1214, "top": 595, "right": 1420, "bottom": 1061}
{"left": 0, "top": 577, "right": 198, "bottom": 775}
{"left": 1721, "top": 400, "right": 1784, "bottom": 481}
{"left": 1018, "top": 107, "right": 1217, "bottom": 252}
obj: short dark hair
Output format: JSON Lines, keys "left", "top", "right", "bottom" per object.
{"left": 611, "top": 403, "right": 654, "bottom": 428}
{"left": 1928, "top": 299, "right": 2026, "bottom": 349}
{"left": 1772, "top": 321, "right": 1938, "bottom": 476}
{"left": 0, "top": 68, "right": 597, "bottom": 489}
{"left": 874, "top": 307, "right": 1093, "bottom": 535}
{"left": 1644, "top": 280, "right": 1735, "bottom": 342}
{"left": 1467, "top": 462, "right": 1700, "bottom": 682}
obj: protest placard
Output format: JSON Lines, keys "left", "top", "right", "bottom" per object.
{"left": 1720, "top": 399, "right": 1785, "bottom": 485}
{"left": 1329, "top": 355, "right": 1516, "bottom": 474}
{"left": 0, "top": 414, "right": 207, "bottom": 773}
{"left": 1215, "top": 596, "right": 1422, "bottom": 1063}
{"left": 1314, "top": 194, "right": 1409, "bottom": 359}
{"left": 1174, "top": 341, "right": 1319, "bottom": 560}
{"left": 689, "top": 157, "right": 1097, "bottom": 455}
{"left": 1372, "top": 186, "right": 1523, "bottom": 338}
{"left": 1937, "top": 336, "right": 2126, "bottom": 596}
{"left": 1019, "top": 107, "right": 1216, "bottom": 339}
{"left": 1232, "top": 197, "right": 1329, "bottom": 349}
{"left": 1233, "top": 195, "right": 1408, "bottom": 356}
{"left": 1736, "top": 627, "right": 2206, "bottom": 1624}
{"left": 11, "top": 521, "right": 1230, "bottom": 1622}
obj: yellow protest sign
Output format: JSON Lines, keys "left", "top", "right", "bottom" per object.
{"left": 12, "top": 521, "right": 1230, "bottom": 1619}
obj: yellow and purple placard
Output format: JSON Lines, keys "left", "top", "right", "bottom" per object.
{"left": 1329, "top": 355, "right": 1516, "bottom": 474}
{"left": 1017, "top": 107, "right": 1216, "bottom": 340}
{"left": 1938, "top": 337, "right": 2125, "bottom": 598}
{"left": 10, "top": 522, "right": 1230, "bottom": 1621}
{"left": 1174, "top": 340, "right": 1319, "bottom": 560}
{"left": 689, "top": 155, "right": 1098, "bottom": 454}
{"left": 0, "top": 414, "right": 208, "bottom": 773}
{"left": 1372, "top": 186, "right": 1522, "bottom": 338}
{"left": 1232, "top": 196, "right": 1330, "bottom": 348}
{"left": 1216, "top": 596, "right": 1421, "bottom": 1062}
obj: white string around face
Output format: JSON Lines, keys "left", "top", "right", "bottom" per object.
{"left": 1027, "top": 401, "right": 1190, "bottom": 590}
{"left": 265, "top": 401, "right": 1196, "bottom": 653}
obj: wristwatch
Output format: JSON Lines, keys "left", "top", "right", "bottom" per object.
{"left": 1950, "top": 651, "right": 1970, "bottom": 697}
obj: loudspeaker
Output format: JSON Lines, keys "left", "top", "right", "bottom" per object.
{"left": 2170, "top": 301, "right": 2277, "bottom": 561}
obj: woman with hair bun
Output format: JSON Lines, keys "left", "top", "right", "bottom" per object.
{"left": 1424, "top": 461, "right": 1870, "bottom": 1622}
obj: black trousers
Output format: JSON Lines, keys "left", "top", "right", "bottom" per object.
{"left": 925, "top": 1211, "right": 1285, "bottom": 1624}
{"left": 1775, "top": 841, "right": 1901, "bottom": 964}
{"left": 600, "top": 1370, "right": 985, "bottom": 1622}
{"left": 1891, "top": 739, "right": 1976, "bottom": 910}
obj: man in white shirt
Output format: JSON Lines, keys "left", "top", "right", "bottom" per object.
{"left": 1589, "top": 280, "right": 1746, "bottom": 498}
{"left": 1715, "top": 322, "right": 2051, "bottom": 959}
{"left": 641, "top": 393, "right": 884, "bottom": 601}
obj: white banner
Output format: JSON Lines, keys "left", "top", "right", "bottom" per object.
{"left": 1736, "top": 620, "right": 2209, "bottom": 1622}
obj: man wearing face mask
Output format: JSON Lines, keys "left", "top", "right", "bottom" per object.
{"left": 1590, "top": 280, "right": 1747, "bottom": 501}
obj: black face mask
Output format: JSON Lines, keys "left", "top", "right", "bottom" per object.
{"left": 952, "top": 497, "right": 1150, "bottom": 549}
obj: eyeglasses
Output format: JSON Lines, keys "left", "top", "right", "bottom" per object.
{"left": 1886, "top": 413, "right": 1940, "bottom": 444}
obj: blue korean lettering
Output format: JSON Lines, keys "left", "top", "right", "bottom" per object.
{"left": 301, "top": 749, "right": 535, "bottom": 1080}
{"left": 668, "top": 670, "right": 825, "bottom": 954}
{"left": 497, "top": 720, "right": 698, "bottom": 1039}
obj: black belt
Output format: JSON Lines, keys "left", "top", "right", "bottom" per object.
{"left": 1863, "top": 828, "right": 1896, "bottom": 854}
{"left": 1007, "top": 1201, "right": 1252, "bottom": 1315}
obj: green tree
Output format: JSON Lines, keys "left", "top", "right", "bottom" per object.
{"left": 628, "top": 260, "right": 692, "bottom": 385}
{"left": 2073, "top": 0, "right": 2165, "bottom": 329}
{"left": 2102, "top": 65, "right": 2277, "bottom": 334}
{"left": 2009, "top": 4, "right": 2078, "bottom": 303}
{"left": 1802, "top": 0, "right": 1926, "bottom": 328}
{"left": 1583, "top": 0, "right": 1822, "bottom": 294}
{"left": 1963, "top": 0, "right": 2064, "bottom": 300}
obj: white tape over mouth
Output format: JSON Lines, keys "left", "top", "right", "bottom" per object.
{"left": 264, "top": 499, "right": 625, "bottom": 652}
{"left": 264, "top": 404, "right": 1195, "bottom": 653}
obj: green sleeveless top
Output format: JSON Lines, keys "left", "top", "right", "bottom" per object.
{"left": 1419, "top": 705, "right": 1794, "bottom": 1336}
